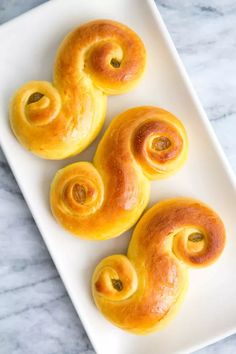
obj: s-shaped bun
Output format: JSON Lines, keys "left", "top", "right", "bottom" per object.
{"left": 92, "top": 198, "right": 225, "bottom": 333}
{"left": 50, "top": 106, "right": 188, "bottom": 239}
{"left": 10, "top": 20, "right": 146, "bottom": 159}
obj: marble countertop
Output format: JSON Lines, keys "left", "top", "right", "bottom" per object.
{"left": 0, "top": 1, "right": 235, "bottom": 354}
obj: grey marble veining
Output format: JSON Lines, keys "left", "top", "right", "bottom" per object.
{"left": 0, "top": 1, "right": 235, "bottom": 354}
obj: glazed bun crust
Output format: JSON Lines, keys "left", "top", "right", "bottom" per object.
{"left": 10, "top": 20, "right": 146, "bottom": 159}
{"left": 92, "top": 198, "right": 225, "bottom": 334}
{"left": 50, "top": 106, "right": 188, "bottom": 240}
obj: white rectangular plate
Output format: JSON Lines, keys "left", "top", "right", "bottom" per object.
{"left": 0, "top": 0, "right": 235, "bottom": 353}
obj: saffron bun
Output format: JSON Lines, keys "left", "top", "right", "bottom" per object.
{"left": 92, "top": 198, "right": 226, "bottom": 334}
{"left": 50, "top": 106, "right": 188, "bottom": 240}
{"left": 9, "top": 19, "right": 146, "bottom": 159}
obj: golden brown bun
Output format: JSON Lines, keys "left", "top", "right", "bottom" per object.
{"left": 92, "top": 198, "right": 226, "bottom": 334}
{"left": 9, "top": 20, "right": 146, "bottom": 159}
{"left": 50, "top": 106, "right": 188, "bottom": 240}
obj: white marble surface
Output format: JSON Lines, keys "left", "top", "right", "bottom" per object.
{"left": 0, "top": 1, "right": 235, "bottom": 353}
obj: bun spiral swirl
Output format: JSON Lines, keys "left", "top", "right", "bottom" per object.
{"left": 9, "top": 20, "right": 146, "bottom": 159}
{"left": 50, "top": 106, "right": 188, "bottom": 240}
{"left": 92, "top": 198, "right": 226, "bottom": 334}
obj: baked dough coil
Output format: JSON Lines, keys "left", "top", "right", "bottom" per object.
{"left": 50, "top": 106, "right": 188, "bottom": 240}
{"left": 92, "top": 198, "right": 225, "bottom": 334}
{"left": 9, "top": 20, "right": 146, "bottom": 159}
